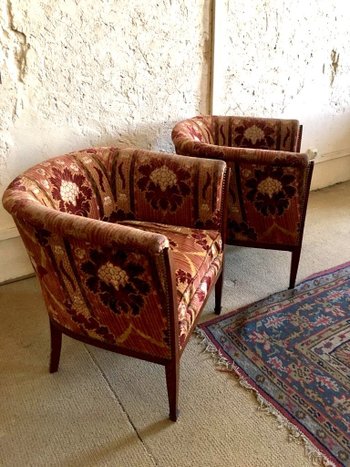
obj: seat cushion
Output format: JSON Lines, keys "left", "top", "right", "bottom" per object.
{"left": 120, "top": 221, "right": 223, "bottom": 348}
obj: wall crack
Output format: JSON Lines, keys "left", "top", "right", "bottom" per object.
{"left": 1, "top": 0, "right": 30, "bottom": 82}
{"left": 330, "top": 48, "right": 339, "bottom": 86}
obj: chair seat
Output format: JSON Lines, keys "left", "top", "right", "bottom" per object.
{"left": 120, "top": 220, "right": 223, "bottom": 347}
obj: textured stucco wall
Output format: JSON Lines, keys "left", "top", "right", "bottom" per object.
{"left": 2, "top": 0, "right": 350, "bottom": 281}
{"left": 0, "top": 0, "right": 211, "bottom": 230}
{"left": 213, "top": 0, "right": 350, "bottom": 159}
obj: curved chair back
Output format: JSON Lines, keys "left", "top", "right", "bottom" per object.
{"left": 172, "top": 115, "right": 302, "bottom": 152}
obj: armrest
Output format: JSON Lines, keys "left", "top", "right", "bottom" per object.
{"left": 172, "top": 117, "right": 214, "bottom": 145}
{"left": 10, "top": 203, "right": 177, "bottom": 360}
{"left": 220, "top": 146, "right": 309, "bottom": 167}
{"left": 8, "top": 197, "right": 168, "bottom": 255}
{"left": 173, "top": 140, "right": 309, "bottom": 168}
{"left": 110, "top": 147, "right": 228, "bottom": 231}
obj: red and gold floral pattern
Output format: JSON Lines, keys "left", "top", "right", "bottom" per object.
{"left": 245, "top": 165, "right": 296, "bottom": 216}
{"left": 233, "top": 121, "right": 275, "bottom": 149}
{"left": 106, "top": 149, "right": 225, "bottom": 231}
{"left": 172, "top": 115, "right": 312, "bottom": 249}
{"left": 50, "top": 167, "right": 93, "bottom": 216}
{"left": 119, "top": 220, "right": 223, "bottom": 347}
{"left": 81, "top": 246, "right": 151, "bottom": 316}
{"left": 2, "top": 147, "right": 227, "bottom": 358}
{"left": 137, "top": 162, "right": 191, "bottom": 212}
{"left": 172, "top": 115, "right": 301, "bottom": 152}
{"left": 64, "top": 299, "right": 116, "bottom": 345}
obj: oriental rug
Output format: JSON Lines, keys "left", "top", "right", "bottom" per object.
{"left": 198, "top": 262, "right": 350, "bottom": 467}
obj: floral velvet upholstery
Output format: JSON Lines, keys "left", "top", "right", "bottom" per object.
{"left": 172, "top": 115, "right": 314, "bottom": 289}
{"left": 171, "top": 115, "right": 303, "bottom": 151}
{"left": 2, "top": 147, "right": 228, "bottom": 421}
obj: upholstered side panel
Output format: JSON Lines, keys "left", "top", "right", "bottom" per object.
{"left": 226, "top": 151, "right": 310, "bottom": 247}
{"left": 172, "top": 118, "right": 311, "bottom": 249}
{"left": 120, "top": 220, "right": 223, "bottom": 348}
{"left": 13, "top": 217, "right": 173, "bottom": 360}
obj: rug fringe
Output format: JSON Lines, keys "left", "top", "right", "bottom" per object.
{"left": 195, "top": 328, "right": 337, "bottom": 467}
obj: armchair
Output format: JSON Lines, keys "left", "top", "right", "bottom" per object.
{"left": 2, "top": 147, "right": 229, "bottom": 421}
{"left": 172, "top": 115, "right": 314, "bottom": 289}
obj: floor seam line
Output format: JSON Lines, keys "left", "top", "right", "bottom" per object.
{"left": 83, "top": 345, "right": 158, "bottom": 466}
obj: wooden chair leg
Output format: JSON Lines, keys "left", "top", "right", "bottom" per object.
{"left": 214, "top": 270, "right": 223, "bottom": 315}
{"left": 289, "top": 248, "right": 301, "bottom": 289}
{"left": 165, "top": 359, "right": 179, "bottom": 421}
{"left": 49, "top": 320, "right": 62, "bottom": 373}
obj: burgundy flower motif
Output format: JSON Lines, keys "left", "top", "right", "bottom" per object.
{"left": 196, "top": 276, "right": 212, "bottom": 302}
{"left": 50, "top": 167, "right": 93, "bottom": 216}
{"left": 169, "top": 238, "right": 178, "bottom": 249}
{"left": 245, "top": 166, "right": 296, "bottom": 216}
{"left": 176, "top": 269, "right": 192, "bottom": 286}
{"left": 227, "top": 220, "right": 257, "bottom": 241}
{"left": 234, "top": 122, "right": 275, "bottom": 149}
{"left": 137, "top": 162, "right": 191, "bottom": 212}
{"left": 191, "top": 231, "right": 210, "bottom": 251}
{"left": 81, "top": 246, "right": 150, "bottom": 315}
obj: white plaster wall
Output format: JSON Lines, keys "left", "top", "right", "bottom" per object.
{"left": 213, "top": 0, "right": 350, "bottom": 188}
{"left": 0, "top": 0, "right": 211, "bottom": 281}
{"left": 0, "top": 0, "right": 211, "bottom": 229}
{"left": 2, "top": 0, "right": 350, "bottom": 282}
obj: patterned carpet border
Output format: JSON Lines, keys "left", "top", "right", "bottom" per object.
{"left": 197, "top": 262, "right": 350, "bottom": 467}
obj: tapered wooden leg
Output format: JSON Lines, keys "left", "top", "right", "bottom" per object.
{"left": 49, "top": 320, "right": 62, "bottom": 373}
{"left": 214, "top": 271, "right": 223, "bottom": 315}
{"left": 165, "top": 359, "right": 179, "bottom": 421}
{"left": 289, "top": 248, "right": 301, "bottom": 289}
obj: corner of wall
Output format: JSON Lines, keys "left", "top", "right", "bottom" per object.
{"left": 311, "top": 153, "right": 350, "bottom": 190}
{"left": 0, "top": 229, "right": 33, "bottom": 284}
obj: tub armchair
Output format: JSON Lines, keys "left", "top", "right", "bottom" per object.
{"left": 172, "top": 115, "right": 314, "bottom": 288}
{"left": 2, "top": 147, "right": 229, "bottom": 421}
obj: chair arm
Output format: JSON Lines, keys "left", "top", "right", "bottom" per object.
{"left": 13, "top": 201, "right": 168, "bottom": 254}
{"left": 172, "top": 117, "right": 214, "bottom": 145}
{"left": 111, "top": 148, "right": 229, "bottom": 231}
{"left": 173, "top": 141, "right": 309, "bottom": 168}
{"left": 9, "top": 202, "right": 177, "bottom": 360}
{"left": 219, "top": 146, "right": 309, "bottom": 167}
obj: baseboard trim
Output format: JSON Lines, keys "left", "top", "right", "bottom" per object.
{"left": 311, "top": 153, "right": 350, "bottom": 190}
{"left": 315, "top": 148, "right": 350, "bottom": 164}
{"left": 0, "top": 234, "right": 34, "bottom": 283}
{"left": 0, "top": 226, "right": 19, "bottom": 242}
{"left": 0, "top": 272, "right": 35, "bottom": 287}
